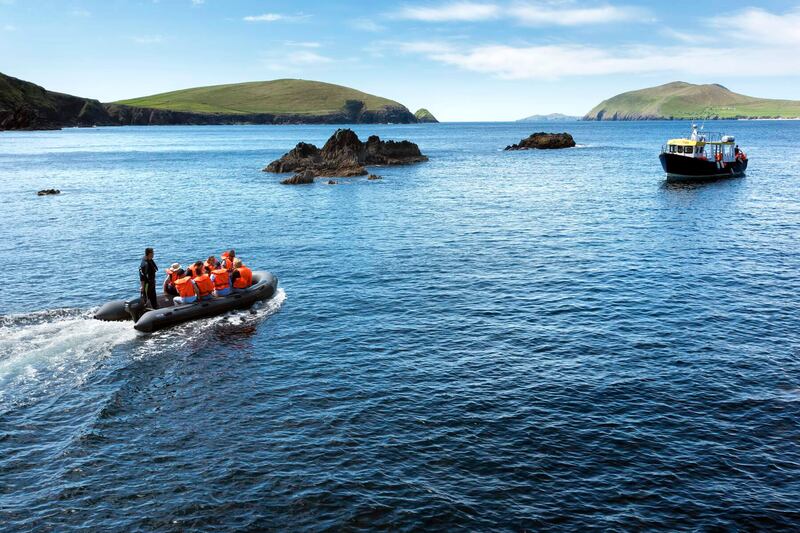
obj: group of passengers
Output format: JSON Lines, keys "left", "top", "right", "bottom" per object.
{"left": 162, "top": 249, "right": 253, "bottom": 305}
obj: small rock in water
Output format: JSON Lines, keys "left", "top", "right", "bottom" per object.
{"left": 327, "top": 180, "right": 337, "bottom": 185}
{"left": 280, "top": 170, "right": 315, "bottom": 185}
{"left": 37, "top": 188, "right": 61, "bottom": 196}
{"left": 505, "top": 132, "right": 575, "bottom": 150}
{"left": 367, "top": 174, "right": 382, "bottom": 180}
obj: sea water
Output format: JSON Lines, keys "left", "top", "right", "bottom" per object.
{"left": 2, "top": 121, "right": 800, "bottom": 529}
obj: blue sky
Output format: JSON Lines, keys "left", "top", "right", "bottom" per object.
{"left": 1, "top": 0, "right": 800, "bottom": 120}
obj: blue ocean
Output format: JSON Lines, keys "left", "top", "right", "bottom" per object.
{"left": 2, "top": 121, "right": 800, "bottom": 530}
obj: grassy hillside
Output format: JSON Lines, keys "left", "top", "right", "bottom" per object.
{"left": 414, "top": 108, "right": 438, "bottom": 123}
{"left": 584, "top": 81, "right": 800, "bottom": 120}
{"left": 116, "top": 79, "right": 407, "bottom": 116}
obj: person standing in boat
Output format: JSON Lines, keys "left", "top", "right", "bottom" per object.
{"left": 139, "top": 247, "right": 159, "bottom": 310}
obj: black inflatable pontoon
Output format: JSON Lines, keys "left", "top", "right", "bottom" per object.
{"left": 95, "top": 271, "right": 278, "bottom": 333}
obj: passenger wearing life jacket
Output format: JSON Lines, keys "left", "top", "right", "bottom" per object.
{"left": 211, "top": 267, "right": 231, "bottom": 297}
{"left": 204, "top": 255, "right": 220, "bottom": 275}
{"left": 187, "top": 261, "right": 204, "bottom": 279}
{"left": 173, "top": 269, "right": 199, "bottom": 305}
{"left": 231, "top": 258, "right": 253, "bottom": 292}
{"left": 163, "top": 262, "right": 182, "bottom": 296}
{"left": 221, "top": 249, "right": 236, "bottom": 272}
{"left": 193, "top": 271, "right": 215, "bottom": 301}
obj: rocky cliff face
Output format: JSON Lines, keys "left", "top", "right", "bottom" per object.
{"left": 0, "top": 73, "right": 116, "bottom": 130}
{"left": 264, "top": 128, "right": 428, "bottom": 178}
{"left": 104, "top": 101, "right": 419, "bottom": 126}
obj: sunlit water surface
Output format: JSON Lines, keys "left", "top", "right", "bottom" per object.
{"left": 2, "top": 121, "right": 800, "bottom": 530}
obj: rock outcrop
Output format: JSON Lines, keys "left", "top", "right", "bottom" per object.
{"left": 280, "top": 170, "right": 316, "bottom": 185}
{"left": 505, "top": 132, "right": 575, "bottom": 150}
{"left": 37, "top": 188, "right": 61, "bottom": 196}
{"left": 265, "top": 129, "right": 428, "bottom": 177}
{"left": 414, "top": 108, "right": 439, "bottom": 123}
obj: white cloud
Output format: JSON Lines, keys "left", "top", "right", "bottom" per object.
{"left": 244, "top": 13, "right": 284, "bottom": 22}
{"left": 2, "top": 24, "right": 15, "bottom": 31}
{"left": 283, "top": 40, "right": 321, "bottom": 48}
{"left": 401, "top": 41, "right": 800, "bottom": 79}
{"left": 509, "top": 2, "right": 643, "bottom": 26}
{"left": 352, "top": 18, "right": 386, "bottom": 32}
{"left": 132, "top": 35, "right": 166, "bottom": 44}
{"left": 288, "top": 50, "right": 333, "bottom": 65}
{"left": 191, "top": 0, "right": 204, "bottom": 4}
{"left": 710, "top": 6, "right": 800, "bottom": 45}
{"left": 396, "top": 2, "right": 500, "bottom": 21}
{"left": 243, "top": 13, "right": 309, "bottom": 22}
{"left": 395, "top": 1, "right": 644, "bottom": 25}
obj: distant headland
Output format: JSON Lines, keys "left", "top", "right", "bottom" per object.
{"left": 0, "top": 73, "right": 435, "bottom": 130}
{"left": 584, "top": 81, "right": 800, "bottom": 121}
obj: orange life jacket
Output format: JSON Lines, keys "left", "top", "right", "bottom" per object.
{"left": 212, "top": 269, "right": 230, "bottom": 290}
{"left": 233, "top": 266, "right": 252, "bottom": 289}
{"left": 715, "top": 152, "right": 722, "bottom": 162}
{"left": 174, "top": 276, "right": 196, "bottom": 298}
{"left": 165, "top": 268, "right": 177, "bottom": 285}
{"left": 194, "top": 274, "right": 214, "bottom": 297}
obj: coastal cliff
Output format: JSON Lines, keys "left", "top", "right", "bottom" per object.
{"left": 1, "top": 74, "right": 426, "bottom": 130}
{"left": 0, "top": 72, "right": 115, "bottom": 130}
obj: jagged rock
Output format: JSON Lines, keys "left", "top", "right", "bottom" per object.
{"left": 505, "top": 132, "right": 576, "bottom": 150}
{"left": 368, "top": 174, "right": 382, "bottom": 180}
{"left": 264, "top": 128, "right": 428, "bottom": 177}
{"left": 280, "top": 170, "right": 315, "bottom": 185}
{"left": 37, "top": 189, "right": 60, "bottom": 196}
{"left": 327, "top": 180, "right": 337, "bottom": 185}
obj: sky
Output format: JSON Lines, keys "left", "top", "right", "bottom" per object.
{"left": 1, "top": 0, "right": 800, "bottom": 121}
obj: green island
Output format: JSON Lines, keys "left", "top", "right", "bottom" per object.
{"left": 116, "top": 79, "right": 404, "bottom": 117}
{"left": 584, "top": 81, "right": 800, "bottom": 120}
{"left": 414, "top": 108, "right": 439, "bottom": 123}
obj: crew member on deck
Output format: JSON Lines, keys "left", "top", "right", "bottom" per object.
{"left": 139, "top": 247, "right": 159, "bottom": 310}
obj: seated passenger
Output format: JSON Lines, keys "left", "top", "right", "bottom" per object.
{"left": 221, "top": 249, "right": 236, "bottom": 272}
{"left": 204, "top": 255, "right": 220, "bottom": 274}
{"left": 231, "top": 258, "right": 252, "bottom": 292}
{"left": 188, "top": 261, "right": 204, "bottom": 279}
{"left": 211, "top": 267, "right": 231, "bottom": 297}
{"left": 173, "top": 269, "right": 198, "bottom": 305}
{"left": 193, "top": 271, "right": 215, "bottom": 301}
{"left": 163, "top": 262, "right": 181, "bottom": 296}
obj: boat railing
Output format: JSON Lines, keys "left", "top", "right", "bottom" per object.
{"left": 692, "top": 131, "right": 726, "bottom": 142}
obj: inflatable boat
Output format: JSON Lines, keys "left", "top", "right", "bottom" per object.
{"left": 95, "top": 271, "right": 278, "bottom": 333}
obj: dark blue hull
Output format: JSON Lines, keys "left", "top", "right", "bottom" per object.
{"left": 659, "top": 153, "right": 748, "bottom": 182}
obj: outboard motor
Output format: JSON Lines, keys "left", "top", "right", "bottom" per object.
{"left": 125, "top": 297, "right": 148, "bottom": 322}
